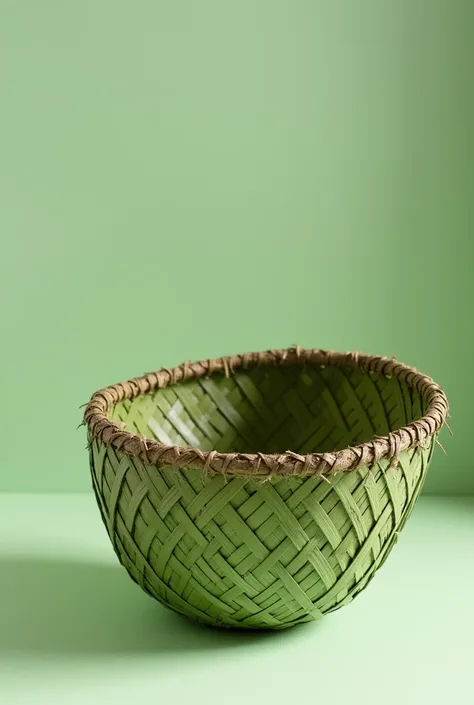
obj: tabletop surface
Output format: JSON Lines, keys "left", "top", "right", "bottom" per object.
{"left": 0, "top": 493, "right": 473, "bottom": 705}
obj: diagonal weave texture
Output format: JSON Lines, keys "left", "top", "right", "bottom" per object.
{"left": 85, "top": 347, "right": 448, "bottom": 628}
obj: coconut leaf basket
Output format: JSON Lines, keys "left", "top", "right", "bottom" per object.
{"left": 84, "top": 347, "right": 448, "bottom": 629}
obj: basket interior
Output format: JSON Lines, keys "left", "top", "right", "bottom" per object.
{"left": 110, "top": 364, "right": 425, "bottom": 455}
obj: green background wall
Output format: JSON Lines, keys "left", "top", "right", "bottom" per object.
{"left": 0, "top": 1, "right": 471, "bottom": 494}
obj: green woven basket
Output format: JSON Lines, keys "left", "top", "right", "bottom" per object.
{"left": 84, "top": 347, "right": 448, "bottom": 629}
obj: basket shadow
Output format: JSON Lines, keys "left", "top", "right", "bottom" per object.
{"left": 0, "top": 555, "right": 302, "bottom": 656}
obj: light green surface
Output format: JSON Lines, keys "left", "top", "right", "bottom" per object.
{"left": 0, "top": 1, "right": 472, "bottom": 495}
{"left": 0, "top": 493, "right": 472, "bottom": 704}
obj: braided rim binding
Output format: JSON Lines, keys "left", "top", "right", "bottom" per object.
{"left": 83, "top": 347, "right": 449, "bottom": 478}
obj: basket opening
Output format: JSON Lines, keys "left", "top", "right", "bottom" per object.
{"left": 109, "top": 364, "right": 425, "bottom": 455}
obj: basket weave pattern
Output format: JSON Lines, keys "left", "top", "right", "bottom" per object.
{"left": 85, "top": 348, "right": 448, "bottom": 629}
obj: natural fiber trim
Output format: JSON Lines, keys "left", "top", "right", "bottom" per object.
{"left": 83, "top": 347, "right": 449, "bottom": 478}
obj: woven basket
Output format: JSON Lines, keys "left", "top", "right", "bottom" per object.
{"left": 84, "top": 347, "right": 448, "bottom": 629}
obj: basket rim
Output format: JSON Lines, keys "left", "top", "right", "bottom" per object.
{"left": 83, "top": 347, "right": 449, "bottom": 478}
